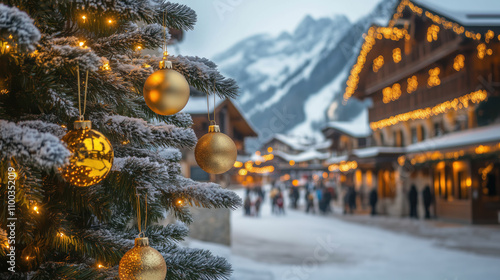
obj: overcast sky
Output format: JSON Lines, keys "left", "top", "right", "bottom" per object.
{"left": 173, "top": 0, "right": 500, "bottom": 60}
{"left": 173, "top": 0, "right": 382, "bottom": 59}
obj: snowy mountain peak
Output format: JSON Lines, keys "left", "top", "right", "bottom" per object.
{"left": 213, "top": 1, "right": 399, "bottom": 148}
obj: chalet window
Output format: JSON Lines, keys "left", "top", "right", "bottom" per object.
{"left": 380, "top": 131, "right": 385, "bottom": 146}
{"left": 378, "top": 170, "right": 396, "bottom": 199}
{"left": 394, "top": 130, "right": 405, "bottom": 147}
{"left": 358, "top": 138, "right": 367, "bottom": 148}
{"left": 434, "top": 122, "right": 443, "bottom": 137}
{"left": 481, "top": 163, "right": 500, "bottom": 197}
{"left": 457, "top": 171, "right": 470, "bottom": 200}
{"left": 411, "top": 127, "right": 418, "bottom": 144}
{"left": 420, "top": 125, "right": 427, "bottom": 141}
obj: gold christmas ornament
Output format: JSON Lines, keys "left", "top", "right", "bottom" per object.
{"left": 119, "top": 237, "right": 167, "bottom": 280}
{"left": 60, "top": 120, "right": 114, "bottom": 187}
{"left": 143, "top": 62, "right": 190, "bottom": 115}
{"left": 195, "top": 124, "right": 237, "bottom": 174}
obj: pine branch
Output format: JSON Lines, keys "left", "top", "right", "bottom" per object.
{"left": 0, "top": 120, "right": 70, "bottom": 168}
{"left": 97, "top": 115, "right": 197, "bottom": 149}
{"left": 0, "top": 3, "right": 41, "bottom": 51}
{"left": 162, "top": 245, "right": 232, "bottom": 280}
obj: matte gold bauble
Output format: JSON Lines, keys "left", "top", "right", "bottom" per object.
{"left": 143, "top": 68, "right": 190, "bottom": 115}
{"left": 119, "top": 237, "right": 167, "bottom": 280}
{"left": 195, "top": 125, "right": 237, "bottom": 174}
{"left": 59, "top": 120, "right": 113, "bottom": 187}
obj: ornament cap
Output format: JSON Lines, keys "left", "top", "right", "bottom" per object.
{"left": 159, "top": 60, "right": 172, "bottom": 70}
{"left": 208, "top": 124, "right": 220, "bottom": 133}
{"left": 134, "top": 237, "right": 149, "bottom": 247}
{"left": 73, "top": 120, "right": 92, "bottom": 130}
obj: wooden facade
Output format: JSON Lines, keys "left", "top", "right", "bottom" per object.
{"left": 342, "top": 0, "right": 500, "bottom": 223}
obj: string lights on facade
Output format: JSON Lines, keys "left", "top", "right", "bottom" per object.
{"left": 370, "top": 90, "right": 488, "bottom": 130}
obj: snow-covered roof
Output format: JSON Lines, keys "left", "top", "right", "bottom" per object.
{"left": 407, "top": 123, "right": 500, "bottom": 154}
{"left": 325, "top": 155, "right": 349, "bottom": 164}
{"left": 266, "top": 134, "right": 330, "bottom": 152}
{"left": 413, "top": 0, "right": 500, "bottom": 28}
{"left": 274, "top": 149, "right": 329, "bottom": 163}
{"left": 324, "top": 110, "right": 371, "bottom": 138}
{"left": 353, "top": 146, "right": 405, "bottom": 158}
{"left": 182, "top": 95, "right": 225, "bottom": 114}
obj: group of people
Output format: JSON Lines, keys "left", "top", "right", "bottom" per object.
{"left": 244, "top": 181, "right": 434, "bottom": 220}
{"left": 367, "top": 184, "right": 433, "bottom": 219}
{"left": 304, "top": 180, "right": 336, "bottom": 214}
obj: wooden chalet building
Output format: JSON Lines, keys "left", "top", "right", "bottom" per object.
{"left": 257, "top": 134, "right": 331, "bottom": 183}
{"left": 340, "top": 0, "right": 500, "bottom": 223}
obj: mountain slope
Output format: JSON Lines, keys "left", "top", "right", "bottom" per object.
{"left": 213, "top": 0, "right": 398, "bottom": 142}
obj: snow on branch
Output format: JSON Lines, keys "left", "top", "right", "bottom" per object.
{"left": 114, "top": 146, "right": 182, "bottom": 163}
{"left": 0, "top": 4, "right": 40, "bottom": 51}
{"left": 17, "top": 120, "right": 67, "bottom": 138}
{"left": 36, "top": 37, "right": 105, "bottom": 72}
{"left": 0, "top": 120, "right": 70, "bottom": 168}
{"left": 162, "top": 244, "right": 232, "bottom": 280}
{"left": 93, "top": 23, "right": 165, "bottom": 57}
{"left": 174, "top": 177, "right": 243, "bottom": 210}
{"left": 82, "top": 1, "right": 196, "bottom": 31}
{"left": 100, "top": 115, "right": 197, "bottom": 149}
{"left": 171, "top": 55, "right": 239, "bottom": 99}
{"left": 158, "top": 2, "right": 197, "bottom": 31}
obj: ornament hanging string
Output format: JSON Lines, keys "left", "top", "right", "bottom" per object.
{"left": 76, "top": 64, "right": 89, "bottom": 121}
{"left": 162, "top": 9, "right": 168, "bottom": 55}
{"left": 136, "top": 193, "right": 148, "bottom": 238}
{"left": 206, "top": 85, "right": 216, "bottom": 125}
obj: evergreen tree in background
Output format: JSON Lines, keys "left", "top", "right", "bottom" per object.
{"left": 0, "top": 0, "right": 241, "bottom": 279}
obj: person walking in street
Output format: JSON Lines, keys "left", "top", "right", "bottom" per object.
{"left": 306, "top": 189, "right": 315, "bottom": 214}
{"left": 422, "top": 185, "right": 432, "bottom": 219}
{"left": 409, "top": 185, "right": 418, "bottom": 219}
{"left": 369, "top": 187, "right": 378, "bottom": 216}
{"left": 321, "top": 186, "right": 332, "bottom": 214}
{"left": 276, "top": 189, "right": 285, "bottom": 215}
{"left": 254, "top": 196, "right": 262, "bottom": 217}
{"left": 244, "top": 195, "right": 252, "bottom": 216}
{"left": 270, "top": 187, "right": 278, "bottom": 214}
{"left": 348, "top": 186, "right": 357, "bottom": 214}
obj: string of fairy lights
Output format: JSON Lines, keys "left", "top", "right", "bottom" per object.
{"left": 370, "top": 89, "right": 487, "bottom": 130}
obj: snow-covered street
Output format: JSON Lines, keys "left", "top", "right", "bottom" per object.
{"left": 189, "top": 189, "right": 500, "bottom": 280}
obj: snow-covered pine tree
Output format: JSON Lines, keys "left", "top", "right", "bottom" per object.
{"left": 0, "top": 1, "right": 241, "bottom": 279}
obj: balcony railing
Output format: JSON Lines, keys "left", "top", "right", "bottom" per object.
{"left": 365, "top": 31, "right": 461, "bottom": 91}
{"left": 369, "top": 70, "right": 471, "bottom": 122}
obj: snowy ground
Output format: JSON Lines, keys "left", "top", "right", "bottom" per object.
{"left": 188, "top": 189, "right": 500, "bottom": 280}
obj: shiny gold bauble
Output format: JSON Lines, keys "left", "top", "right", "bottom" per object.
{"left": 119, "top": 237, "right": 167, "bottom": 280}
{"left": 59, "top": 120, "right": 113, "bottom": 187}
{"left": 195, "top": 125, "right": 237, "bottom": 174}
{"left": 143, "top": 68, "right": 190, "bottom": 115}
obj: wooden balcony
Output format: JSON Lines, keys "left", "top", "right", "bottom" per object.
{"left": 365, "top": 32, "right": 462, "bottom": 95}
{"left": 369, "top": 71, "right": 472, "bottom": 122}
